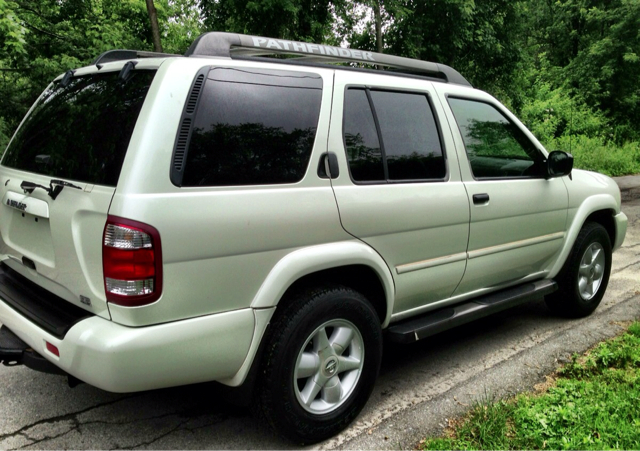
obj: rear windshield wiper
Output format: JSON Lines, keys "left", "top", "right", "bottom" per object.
{"left": 20, "top": 179, "right": 82, "bottom": 200}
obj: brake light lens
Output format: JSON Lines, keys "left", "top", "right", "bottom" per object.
{"left": 103, "top": 216, "right": 162, "bottom": 306}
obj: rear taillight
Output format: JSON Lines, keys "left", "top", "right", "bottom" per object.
{"left": 103, "top": 216, "right": 162, "bottom": 306}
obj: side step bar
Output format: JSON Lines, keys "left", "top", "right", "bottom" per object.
{"left": 387, "top": 279, "right": 557, "bottom": 344}
{"left": 0, "top": 325, "right": 65, "bottom": 374}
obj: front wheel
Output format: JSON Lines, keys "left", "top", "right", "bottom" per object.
{"left": 546, "top": 222, "right": 612, "bottom": 317}
{"left": 257, "top": 285, "right": 382, "bottom": 444}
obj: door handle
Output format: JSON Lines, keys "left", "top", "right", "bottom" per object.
{"left": 473, "top": 193, "right": 490, "bottom": 205}
{"left": 317, "top": 152, "right": 340, "bottom": 179}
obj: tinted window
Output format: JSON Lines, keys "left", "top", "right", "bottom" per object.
{"left": 343, "top": 89, "right": 384, "bottom": 182}
{"left": 2, "top": 70, "right": 156, "bottom": 186}
{"left": 370, "top": 91, "right": 444, "bottom": 180}
{"left": 448, "top": 98, "right": 543, "bottom": 179}
{"left": 343, "top": 88, "right": 445, "bottom": 183}
{"left": 181, "top": 68, "right": 322, "bottom": 186}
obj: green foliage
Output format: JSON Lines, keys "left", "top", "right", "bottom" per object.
{"left": 559, "top": 326, "right": 640, "bottom": 378}
{"left": 199, "top": 0, "right": 335, "bottom": 42}
{"left": 0, "top": 0, "right": 27, "bottom": 57}
{"left": 558, "top": 136, "right": 640, "bottom": 177}
{"left": 0, "top": 116, "right": 10, "bottom": 152}
{"left": 518, "top": 56, "right": 640, "bottom": 176}
{"left": 160, "top": 0, "right": 204, "bottom": 54}
{"left": 422, "top": 322, "right": 640, "bottom": 450}
{"left": 338, "top": 0, "right": 529, "bottom": 106}
{"left": 423, "top": 399, "right": 517, "bottom": 450}
{"left": 513, "top": 375, "right": 640, "bottom": 449}
{"left": 1, "top": 0, "right": 639, "bottom": 176}
{"left": 527, "top": 0, "right": 640, "bottom": 143}
{"left": 0, "top": 0, "right": 203, "bottom": 138}
{"left": 520, "top": 78, "right": 608, "bottom": 143}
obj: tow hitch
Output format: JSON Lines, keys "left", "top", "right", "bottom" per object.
{"left": 0, "top": 325, "right": 66, "bottom": 375}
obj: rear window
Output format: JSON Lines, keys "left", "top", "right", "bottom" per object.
{"left": 180, "top": 68, "right": 323, "bottom": 187}
{"left": 2, "top": 70, "right": 156, "bottom": 186}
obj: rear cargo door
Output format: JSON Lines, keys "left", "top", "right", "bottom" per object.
{"left": 0, "top": 69, "right": 157, "bottom": 318}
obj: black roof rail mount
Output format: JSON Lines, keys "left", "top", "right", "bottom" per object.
{"left": 184, "top": 32, "right": 471, "bottom": 87}
{"left": 92, "top": 49, "right": 181, "bottom": 66}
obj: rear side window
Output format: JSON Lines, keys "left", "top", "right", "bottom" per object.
{"left": 2, "top": 70, "right": 156, "bottom": 186}
{"left": 343, "top": 88, "right": 445, "bottom": 183}
{"left": 343, "top": 89, "right": 384, "bottom": 181}
{"left": 180, "top": 68, "right": 323, "bottom": 187}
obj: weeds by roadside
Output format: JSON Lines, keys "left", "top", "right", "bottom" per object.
{"left": 421, "top": 322, "right": 640, "bottom": 450}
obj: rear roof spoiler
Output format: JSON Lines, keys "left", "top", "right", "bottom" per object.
{"left": 92, "top": 50, "right": 181, "bottom": 66}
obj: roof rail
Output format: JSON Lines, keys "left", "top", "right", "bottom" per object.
{"left": 185, "top": 32, "right": 471, "bottom": 87}
{"left": 92, "top": 49, "right": 181, "bottom": 66}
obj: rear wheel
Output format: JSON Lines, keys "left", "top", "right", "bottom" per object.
{"left": 257, "top": 285, "right": 382, "bottom": 444}
{"left": 546, "top": 222, "right": 612, "bottom": 317}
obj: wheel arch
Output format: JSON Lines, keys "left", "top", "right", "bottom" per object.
{"left": 281, "top": 265, "right": 388, "bottom": 326}
{"left": 549, "top": 193, "right": 621, "bottom": 279}
{"left": 250, "top": 241, "right": 395, "bottom": 326}
{"left": 585, "top": 209, "right": 616, "bottom": 248}
{"left": 217, "top": 241, "right": 395, "bottom": 388}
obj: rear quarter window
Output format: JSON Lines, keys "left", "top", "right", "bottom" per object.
{"left": 179, "top": 68, "right": 323, "bottom": 187}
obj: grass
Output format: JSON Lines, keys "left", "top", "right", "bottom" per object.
{"left": 421, "top": 322, "right": 640, "bottom": 450}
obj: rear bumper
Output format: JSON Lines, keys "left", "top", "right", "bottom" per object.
{"left": 0, "top": 299, "right": 255, "bottom": 392}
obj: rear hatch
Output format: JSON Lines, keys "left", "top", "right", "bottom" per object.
{"left": 0, "top": 68, "right": 157, "bottom": 319}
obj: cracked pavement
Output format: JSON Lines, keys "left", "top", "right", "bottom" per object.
{"left": 1, "top": 189, "right": 639, "bottom": 450}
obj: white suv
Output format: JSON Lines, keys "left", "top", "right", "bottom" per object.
{"left": 0, "top": 32, "right": 628, "bottom": 443}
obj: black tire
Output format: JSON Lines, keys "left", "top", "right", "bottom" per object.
{"left": 256, "top": 285, "right": 382, "bottom": 444}
{"left": 546, "top": 222, "right": 612, "bottom": 318}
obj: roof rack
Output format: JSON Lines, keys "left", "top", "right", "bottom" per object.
{"left": 92, "top": 49, "right": 181, "bottom": 66}
{"left": 185, "top": 32, "right": 471, "bottom": 87}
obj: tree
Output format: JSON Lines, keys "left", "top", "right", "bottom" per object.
{"left": 0, "top": 0, "right": 203, "bottom": 142}
{"left": 145, "top": 0, "right": 163, "bottom": 52}
{"left": 199, "top": 0, "right": 337, "bottom": 42}
{"left": 528, "top": 0, "right": 640, "bottom": 142}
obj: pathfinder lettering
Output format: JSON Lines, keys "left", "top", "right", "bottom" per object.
{"left": 251, "top": 37, "right": 375, "bottom": 62}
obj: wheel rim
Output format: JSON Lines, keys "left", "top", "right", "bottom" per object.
{"left": 293, "top": 319, "right": 364, "bottom": 415}
{"left": 578, "top": 242, "right": 606, "bottom": 301}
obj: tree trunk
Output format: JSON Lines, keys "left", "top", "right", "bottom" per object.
{"left": 145, "top": 0, "right": 163, "bottom": 53}
{"left": 373, "top": 0, "right": 383, "bottom": 54}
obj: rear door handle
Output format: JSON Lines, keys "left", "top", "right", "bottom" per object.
{"left": 473, "top": 193, "right": 490, "bottom": 205}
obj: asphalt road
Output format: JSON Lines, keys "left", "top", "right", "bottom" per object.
{"left": 1, "top": 189, "right": 639, "bottom": 450}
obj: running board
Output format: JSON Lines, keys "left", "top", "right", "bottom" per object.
{"left": 387, "top": 279, "right": 557, "bottom": 344}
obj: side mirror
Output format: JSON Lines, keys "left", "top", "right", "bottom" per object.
{"left": 546, "top": 150, "right": 573, "bottom": 179}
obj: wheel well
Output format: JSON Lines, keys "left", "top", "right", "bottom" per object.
{"left": 280, "top": 265, "right": 388, "bottom": 324}
{"left": 585, "top": 209, "right": 616, "bottom": 245}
